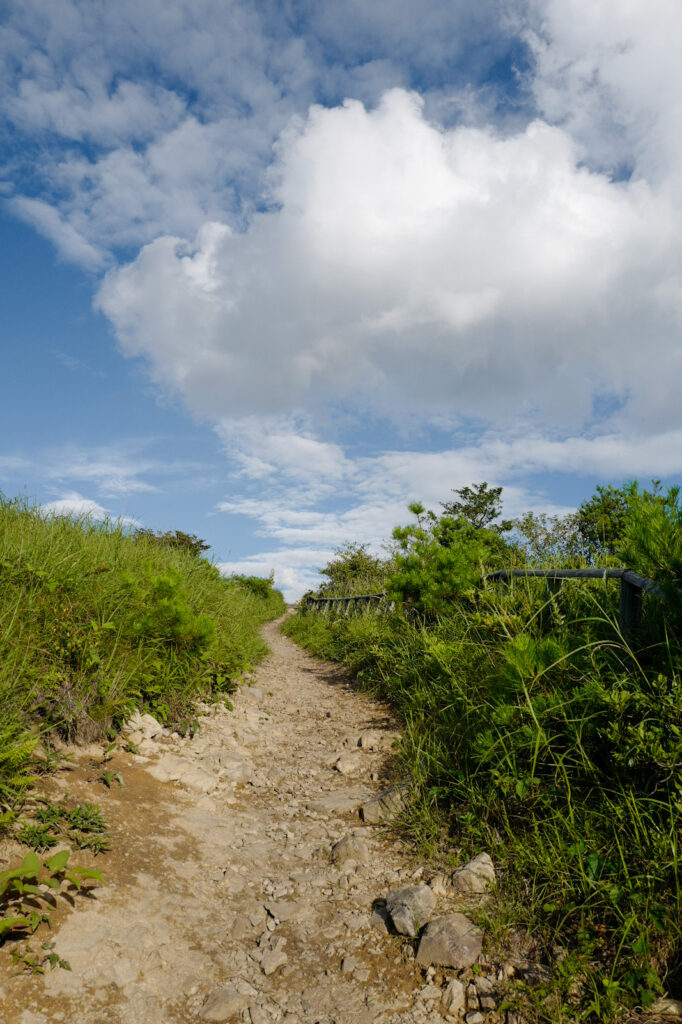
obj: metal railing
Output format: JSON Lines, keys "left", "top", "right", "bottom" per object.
{"left": 486, "top": 568, "right": 664, "bottom": 637}
{"left": 305, "top": 568, "right": 670, "bottom": 637}
{"left": 305, "top": 592, "right": 389, "bottom": 615}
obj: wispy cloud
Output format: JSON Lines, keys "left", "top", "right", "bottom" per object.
{"left": 51, "top": 349, "right": 106, "bottom": 378}
{"left": 0, "top": 440, "right": 213, "bottom": 502}
{"left": 40, "top": 491, "right": 140, "bottom": 526}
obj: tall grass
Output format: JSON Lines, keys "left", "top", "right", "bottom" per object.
{"left": 0, "top": 495, "right": 284, "bottom": 808}
{"left": 285, "top": 572, "right": 682, "bottom": 1019}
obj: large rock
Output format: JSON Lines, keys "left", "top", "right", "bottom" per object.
{"left": 357, "top": 730, "right": 383, "bottom": 750}
{"left": 124, "top": 710, "right": 164, "bottom": 740}
{"left": 309, "top": 789, "right": 369, "bottom": 815}
{"left": 334, "top": 753, "right": 362, "bottom": 775}
{"left": 416, "top": 913, "right": 483, "bottom": 968}
{"left": 385, "top": 884, "right": 436, "bottom": 937}
{"left": 360, "top": 785, "right": 406, "bottom": 824}
{"left": 331, "top": 835, "right": 370, "bottom": 865}
{"left": 452, "top": 852, "right": 495, "bottom": 894}
{"left": 649, "top": 997, "right": 682, "bottom": 1017}
{"left": 441, "top": 979, "right": 466, "bottom": 1017}
{"left": 200, "top": 986, "right": 249, "bottom": 1021}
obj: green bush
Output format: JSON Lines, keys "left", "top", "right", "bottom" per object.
{"left": 0, "top": 495, "right": 285, "bottom": 810}
{"left": 388, "top": 502, "right": 513, "bottom": 617}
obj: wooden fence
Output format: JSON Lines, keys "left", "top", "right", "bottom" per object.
{"left": 305, "top": 567, "right": 668, "bottom": 637}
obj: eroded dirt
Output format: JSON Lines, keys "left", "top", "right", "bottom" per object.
{"left": 0, "top": 617, "right": 453, "bottom": 1024}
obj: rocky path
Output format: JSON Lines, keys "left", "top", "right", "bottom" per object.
{"left": 1, "top": 617, "right": 501, "bottom": 1024}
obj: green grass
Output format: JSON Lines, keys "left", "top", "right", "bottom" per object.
{"left": 284, "top": 575, "right": 682, "bottom": 1020}
{"left": 0, "top": 494, "right": 284, "bottom": 812}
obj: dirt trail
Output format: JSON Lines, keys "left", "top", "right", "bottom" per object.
{"left": 1, "top": 617, "right": 450, "bottom": 1024}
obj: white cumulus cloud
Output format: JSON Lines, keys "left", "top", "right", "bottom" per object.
{"left": 97, "top": 86, "right": 678, "bottom": 433}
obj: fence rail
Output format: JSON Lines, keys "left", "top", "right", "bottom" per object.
{"left": 305, "top": 568, "right": 670, "bottom": 637}
{"left": 485, "top": 567, "right": 665, "bottom": 637}
{"left": 305, "top": 592, "right": 388, "bottom": 615}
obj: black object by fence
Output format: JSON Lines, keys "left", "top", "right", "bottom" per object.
{"left": 305, "top": 568, "right": 668, "bottom": 637}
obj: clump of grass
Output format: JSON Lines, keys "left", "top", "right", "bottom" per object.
{"left": 18, "top": 800, "right": 110, "bottom": 855}
{"left": 0, "top": 494, "right": 284, "bottom": 817}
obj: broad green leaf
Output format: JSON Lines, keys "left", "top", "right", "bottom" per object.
{"left": 20, "top": 852, "right": 40, "bottom": 877}
{"left": 46, "top": 850, "right": 70, "bottom": 873}
{"left": 70, "top": 868, "right": 103, "bottom": 882}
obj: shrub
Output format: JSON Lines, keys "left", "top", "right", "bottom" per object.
{"left": 286, "top": 483, "right": 682, "bottom": 1020}
{"left": 0, "top": 495, "right": 285, "bottom": 810}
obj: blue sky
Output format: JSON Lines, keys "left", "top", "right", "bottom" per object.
{"left": 2, "top": 0, "right": 681, "bottom": 598}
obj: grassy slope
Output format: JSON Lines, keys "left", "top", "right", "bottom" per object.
{"left": 284, "top": 578, "right": 682, "bottom": 1021}
{"left": 0, "top": 496, "right": 284, "bottom": 811}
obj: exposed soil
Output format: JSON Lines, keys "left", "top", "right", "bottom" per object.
{"left": 0, "top": 616, "right": 456, "bottom": 1024}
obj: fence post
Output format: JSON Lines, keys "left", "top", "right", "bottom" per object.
{"left": 619, "top": 577, "right": 642, "bottom": 637}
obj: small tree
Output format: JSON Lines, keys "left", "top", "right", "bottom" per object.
{"left": 388, "top": 504, "right": 510, "bottom": 617}
{"left": 513, "top": 510, "right": 585, "bottom": 565}
{"left": 576, "top": 484, "right": 631, "bottom": 559}
{"left": 617, "top": 482, "right": 682, "bottom": 595}
{"left": 441, "top": 482, "right": 513, "bottom": 534}
{"left": 134, "top": 529, "right": 211, "bottom": 560}
{"left": 318, "top": 542, "right": 389, "bottom": 596}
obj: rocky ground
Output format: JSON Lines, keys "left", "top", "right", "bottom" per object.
{"left": 0, "top": 617, "right": 558, "bottom": 1023}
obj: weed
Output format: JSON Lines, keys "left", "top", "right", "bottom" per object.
{"left": 11, "top": 940, "right": 71, "bottom": 974}
{"left": 65, "top": 802, "right": 106, "bottom": 833}
{"left": 19, "top": 800, "right": 110, "bottom": 856}
{"left": 0, "top": 849, "right": 102, "bottom": 941}
{"left": 68, "top": 831, "right": 110, "bottom": 855}
{"left": 16, "top": 822, "right": 59, "bottom": 852}
{"left": 100, "top": 769, "right": 123, "bottom": 789}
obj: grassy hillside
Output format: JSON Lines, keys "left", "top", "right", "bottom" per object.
{"left": 0, "top": 495, "right": 284, "bottom": 813}
{"left": 285, "top": 483, "right": 682, "bottom": 1021}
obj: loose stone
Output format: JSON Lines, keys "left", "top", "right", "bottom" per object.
{"left": 441, "top": 979, "right": 466, "bottom": 1016}
{"left": 200, "top": 986, "right": 249, "bottom": 1021}
{"left": 261, "top": 949, "right": 288, "bottom": 976}
{"left": 360, "top": 785, "right": 407, "bottom": 824}
{"left": 648, "top": 997, "right": 682, "bottom": 1017}
{"left": 451, "top": 852, "right": 496, "bottom": 894}
{"left": 415, "top": 913, "right": 483, "bottom": 969}
{"left": 466, "top": 982, "right": 479, "bottom": 1010}
{"left": 385, "top": 884, "right": 437, "bottom": 937}
{"left": 331, "top": 835, "right": 370, "bottom": 865}
{"left": 334, "top": 753, "right": 362, "bottom": 775}
{"left": 513, "top": 960, "right": 552, "bottom": 987}
{"left": 123, "top": 710, "right": 164, "bottom": 740}
{"left": 357, "top": 730, "right": 382, "bottom": 749}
